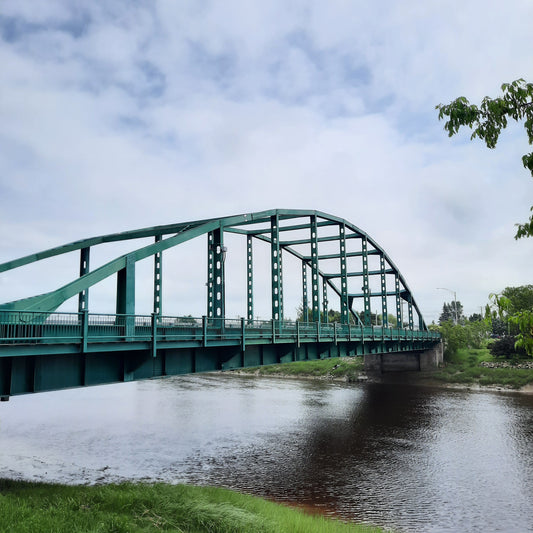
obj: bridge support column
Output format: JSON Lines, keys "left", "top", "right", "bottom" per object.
{"left": 419, "top": 341, "right": 444, "bottom": 370}
{"left": 364, "top": 343, "right": 443, "bottom": 373}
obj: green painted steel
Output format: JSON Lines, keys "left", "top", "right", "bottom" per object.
{"left": 246, "top": 235, "right": 254, "bottom": 324}
{"left": 270, "top": 215, "right": 282, "bottom": 321}
{"left": 301, "top": 263, "right": 309, "bottom": 323}
{"left": 153, "top": 236, "right": 162, "bottom": 316}
{"left": 0, "top": 209, "right": 440, "bottom": 398}
{"left": 78, "top": 247, "right": 90, "bottom": 313}
{"left": 0, "top": 309, "right": 441, "bottom": 397}
{"left": 0, "top": 209, "right": 432, "bottom": 328}
{"left": 310, "top": 215, "right": 320, "bottom": 322}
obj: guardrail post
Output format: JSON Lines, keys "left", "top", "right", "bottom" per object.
{"left": 317, "top": 320, "right": 320, "bottom": 343}
{"left": 81, "top": 310, "right": 88, "bottom": 353}
{"left": 297, "top": 320, "right": 300, "bottom": 347}
{"left": 241, "top": 317, "right": 246, "bottom": 350}
{"left": 151, "top": 313, "right": 157, "bottom": 358}
{"left": 202, "top": 316, "right": 207, "bottom": 347}
{"left": 272, "top": 319, "right": 276, "bottom": 344}
{"left": 334, "top": 322, "right": 337, "bottom": 345}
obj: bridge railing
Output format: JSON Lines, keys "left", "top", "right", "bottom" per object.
{"left": 0, "top": 310, "right": 441, "bottom": 349}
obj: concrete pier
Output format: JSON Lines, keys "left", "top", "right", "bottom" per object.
{"left": 364, "top": 342, "right": 443, "bottom": 373}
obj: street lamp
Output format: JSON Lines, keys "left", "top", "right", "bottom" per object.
{"left": 437, "top": 287, "right": 457, "bottom": 325}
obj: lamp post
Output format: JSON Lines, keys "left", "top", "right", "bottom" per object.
{"left": 437, "top": 287, "right": 458, "bottom": 325}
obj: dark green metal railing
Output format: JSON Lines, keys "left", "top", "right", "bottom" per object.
{"left": 0, "top": 310, "right": 440, "bottom": 353}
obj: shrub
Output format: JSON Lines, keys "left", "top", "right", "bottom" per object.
{"left": 489, "top": 336, "right": 528, "bottom": 359}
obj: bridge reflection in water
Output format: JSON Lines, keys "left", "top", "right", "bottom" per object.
{"left": 0, "top": 210, "right": 440, "bottom": 398}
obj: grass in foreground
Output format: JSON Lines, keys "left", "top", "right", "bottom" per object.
{"left": 432, "top": 348, "right": 533, "bottom": 389}
{"left": 0, "top": 480, "right": 384, "bottom": 533}
{"left": 244, "top": 356, "right": 364, "bottom": 381}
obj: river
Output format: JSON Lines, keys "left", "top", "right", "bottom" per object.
{"left": 1, "top": 373, "right": 533, "bottom": 532}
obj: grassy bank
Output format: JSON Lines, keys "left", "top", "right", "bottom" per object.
{"left": 235, "top": 356, "right": 364, "bottom": 381}
{"left": 232, "top": 351, "right": 533, "bottom": 391}
{"left": 432, "top": 348, "right": 533, "bottom": 389}
{"left": 0, "top": 480, "right": 383, "bottom": 533}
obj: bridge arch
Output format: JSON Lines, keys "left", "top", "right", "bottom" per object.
{"left": 0, "top": 209, "right": 428, "bottom": 330}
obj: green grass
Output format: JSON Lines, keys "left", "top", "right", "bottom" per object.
{"left": 0, "top": 480, "right": 384, "bottom": 533}
{"left": 433, "top": 348, "right": 533, "bottom": 389}
{"left": 245, "top": 357, "right": 364, "bottom": 382}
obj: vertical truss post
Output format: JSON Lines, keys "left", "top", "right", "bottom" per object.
{"left": 322, "top": 278, "right": 328, "bottom": 323}
{"left": 153, "top": 235, "right": 162, "bottom": 316}
{"left": 362, "top": 236, "right": 371, "bottom": 325}
{"left": 207, "top": 233, "right": 215, "bottom": 320}
{"left": 380, "top": 255, "right": 388, "bottom": 327}
{"left": 270, "top": 215, "right": 282, "bottom": 321}
{"left": 408, "top": 297, "right": 414, "bottom": 330}
{"left": 78, "top": 247, "right": 90, "bottom": 313}
{"left": 116, "top": 255, "right": 135, "bottom": 339}
{"left": 116, "top": 256, "right": 135, "bottom": 316}
{"left": 279, "top": 248, "right": 284, "bottom": 321}
{"left": 207, "top": 229, "right": 225, "bottom": 323}
{"left": 395, "top": 273, "right": 402, "bottom": 327}
{"left": 246, "top": 235, "right": 254, "bottom": 324}
{"left": 301, "top": 262, "right": 309, "bottom": 323}
{"left": 339, "top": 224, "right": 349, "bottom": 324}
{"left": 310, "top": 215, "right": 320, "bottom": 323}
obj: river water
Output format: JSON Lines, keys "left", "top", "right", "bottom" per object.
{"left": 1, "top": 374, "right": 533, "bottom": 532}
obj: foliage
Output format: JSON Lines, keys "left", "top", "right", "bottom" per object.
{"left": 432, "top": 348, "right": 533, "bottom": 389}
{"left": 439, "top": 320, "right": 490, "bottom": 360}
{"left": 247, "top": 357, "right": 364, "bottom": 382}
{"left": 439, "top": 301, "right": 464, "bottom": 325}
{"left": 0, "top": 480, "right": 383, "bottom": 533}
{"left": 489, "top": 335, "right": 527, "bottom": 359}
{"left": 436, "top": 78, "right": 533, "bottom": 238}
{"left": 509, "top": 310, "right": 533, "bottom": 356}
{"left": 501, "top": 285, "right": 533, "bottom": 314}
{"left": 487, "top": 287, "right": 533, "bottom": 356}
{"left": 295, "top": 305, "right": 356, "bottom": 324}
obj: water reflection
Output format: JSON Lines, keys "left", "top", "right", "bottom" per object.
{"left": 1, "top": 374, "right": 533, "bottom": 532}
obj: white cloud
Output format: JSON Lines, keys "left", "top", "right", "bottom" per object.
{"left": 1, "top": 0, "right": 532, "bottom": 322}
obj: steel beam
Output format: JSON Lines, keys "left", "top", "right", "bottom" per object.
{"left": 362, "top": 236, "right": 371, "bottom": 325}
{"left": 153, "top": 236, "right": 162, "bottom": 316}
{"left": 380, "top": 255, "right": 388, "bottom": 327}
{"left": 271, "top": 215, "right": 282, "bottom": 321}
{"left": 78, "top": 247, "right": 90, "bottom": 313}
{"left": 302, "top": 262, "right": 309, "bottom": 323}
{"left": 310, "top": 215, "right": 320, "bottom": 322}
{"left": 207, "top": 229, "right": 225, "bottom": 321}
{"left": 339, "top": 224, "right": 349, "bottom": 324}
{"left": 246, "top": 235, "right": 254, "bottom": 323}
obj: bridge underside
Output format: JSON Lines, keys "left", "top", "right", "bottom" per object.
{"left": 0, "top": 337, "right": 440, "bottom": 399}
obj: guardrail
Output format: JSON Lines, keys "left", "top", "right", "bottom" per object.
{"left": 0, "top": 310, "right": 441, "bottom": 351}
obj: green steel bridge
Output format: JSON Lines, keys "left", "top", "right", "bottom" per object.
{"left": 0, "top": 209, "right": 440, "bottom": 400}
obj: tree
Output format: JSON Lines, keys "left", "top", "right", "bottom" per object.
{"left": 436, "top": 78, "right": 533, "bottom": 238}
{"left": 488, "top": 287, "right": 533, "bottom": 356}
{"left": 501, "top": 285, "right": 533, "bottom": 314}
{"left": 439, "top": 301, "right": 464, "bottom": 325}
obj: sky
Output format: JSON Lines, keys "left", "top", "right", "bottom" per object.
{"left": 1, "top": 0, "right": 532, "bottom": 324}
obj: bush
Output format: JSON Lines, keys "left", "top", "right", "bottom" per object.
{"left": 440, "top": 321, "right": 490, "bottom": 361}
{"left": 489, "top": 336, "right": 528, "bottom": 359}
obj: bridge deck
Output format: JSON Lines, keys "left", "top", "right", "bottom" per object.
{"left": 0, "top": 311, "right": 439, "bottom": 356}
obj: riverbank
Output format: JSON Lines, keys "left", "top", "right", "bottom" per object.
{"left": 227, "top": 350, "right": 533, "bottom": 392}
{"left": 0, "top": 479, "right": 383, "bottom": 533}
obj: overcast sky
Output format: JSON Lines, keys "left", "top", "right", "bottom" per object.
{"left": 1, "top": 1, "right": 532, "bottom": 323}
